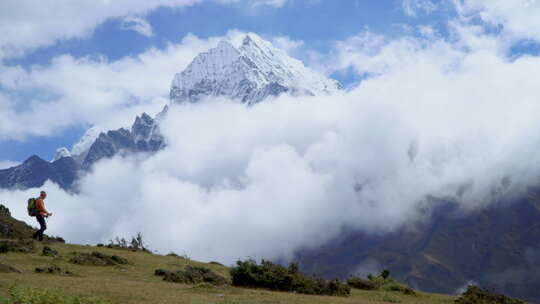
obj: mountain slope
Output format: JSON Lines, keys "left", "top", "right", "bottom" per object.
{"left": 295, "top": 190, "right": 540, "bottom": 302}
{"left": 0, "top": 207, "right": 456, "bottom": 304}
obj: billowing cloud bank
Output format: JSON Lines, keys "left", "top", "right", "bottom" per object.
{"left": 3, "top": 1, "right": 540, "bottom": 264}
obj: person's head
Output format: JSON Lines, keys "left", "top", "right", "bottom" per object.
{"left": 40, "top": 191, "right": 47, "bottom": 199}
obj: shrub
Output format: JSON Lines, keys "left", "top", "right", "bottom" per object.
{"left": 348, "top": 270, "right": 416, "bottom": 296}
{"left": 0, "top": 239, "right": 34, "bottom": 253}
{"left": 35, "top": 266, "right": 75, "bottom": 276}
{"left": 0, "top": 205, "right": 10, "bottom": 217}
{"left": 0, "top": 264, "right": 20, "bottom": 273}
{"left": 69, "top": 252, "right": 129, "bottom": 266}
{"left": 154, "top": 269, "right": 168, "bottom": 276}
{"left": 455, "top": 285, "right": 526, "bottom": 304}
{"left": 41, "top": 246, "right": 59, "bottom": 257}
{"left": 48, "top": 236, "right": 65, "bottom": 243}
{"left": 155, "top": 266, "right": 227, "bottom": 286}
{"left": 230, "top": 259, "right": 350, "bottom": 297}
{"left": 347, "top": 277, "right": 378, "bottom": 290}
{"left": 107, "top": 232, "right": 150, "bottom": 253}
{"left": 0, "top": 243, "right": 8, "bottom": 254}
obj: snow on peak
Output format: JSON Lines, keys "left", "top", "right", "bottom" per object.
{"left": 71, "top": 126, "right": 103, "bottom": 157}
{"left": 170, "top": 33, "right": 341, "bottom": 104}
{"left": 52, "top": 147, "right": 71, "bottom": 162}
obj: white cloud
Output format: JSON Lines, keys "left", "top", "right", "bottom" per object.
{"left": 271, "top": 36, "right": 304, "bottom": 55}
{"left": 0, "top": 0, "right": 291, "bottom": 60}
{"left": 456, "top": 0, "right": 540, "bottom": 43}
{"left": 0, "top": 160, "right": 19, "bottom": 169}
{"left": 0, "top": 30, "right": 306, "bottom": 141}
{"left": 0, "top": 0, "right": 204, "bottom": 60}
{"left": 402, "top": 0, "right": 438, "bottom": 17}
{"left": 218, "top": 0, "right": 289, "bottom": 8}
{"left": 418, "top": 25, "right": 437, "bottom": 37}
{"left": 252, "top": 0, "right": 288, "bottom": 7}
{"left": 121, "top": 15, "right": 154, "bottom": 37}
{"left": 0, "top": 32, "right": 233, "bottom": 140}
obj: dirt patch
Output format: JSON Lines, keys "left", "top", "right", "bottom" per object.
{"left": 69, "top": 251, "right": 129, "bottom": 266}
{"left": 155, "top": 266, "right": 227, "bottom": 286}
{"left": 0, "top": 263, "right": 21, "bottom": 273}
{"left": 35, "top": 265, "right": 76, "bottom": 276}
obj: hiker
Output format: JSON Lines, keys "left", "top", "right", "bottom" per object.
{"left": 32, "top": 191, "right": 52, "bottom": 241}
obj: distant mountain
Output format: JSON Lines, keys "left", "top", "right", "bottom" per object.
{"left": 0, "top": 111, "right": 164, "bottom": 191}
{"left": 170, "top": 34, "right": 341, "bottom": 104}
{"left": 295, "top": 191, "right": 540, "bottom": 302}
{"left": 0, "top": 34, "right": 339, "bottom": 191}
{"left": 80, "top": 112, "right": 164, "bottom": 169}
{"left": 0, "top": 155, "right": 79, "bottom": 191}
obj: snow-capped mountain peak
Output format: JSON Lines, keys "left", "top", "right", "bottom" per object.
{"left": 170, "top": 33, "right": 341, "bottom": 104}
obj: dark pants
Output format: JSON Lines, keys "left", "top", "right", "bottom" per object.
{"left": 33, "top": 214, "right": 46, "bottom": 241}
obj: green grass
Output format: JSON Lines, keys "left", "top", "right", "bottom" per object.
{"left": 0, "top": 286, "right": 110, "bottom": 304}
{"left": 0, "top": 239, "right": 456, "bottom": 304}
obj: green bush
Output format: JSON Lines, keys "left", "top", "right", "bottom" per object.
{"left": 155, "top": 266, "right": 227, "bottom": 286}
{"left": 0, "top": 239, "right": 34, "bottom": 253}
{"left": 348, "top": 270, "right": 416, "bottom": 296}
{"left": 455, "top": 286, "right": 526, "bottom": 304}
{"left": 230, "top": 259, "right": 350, "bottom": 297}
{"left": 107, "top": 232, "right": 150, "bottom": 253}
{"left": 41, "top": 246, "right": 59, "bottom": 257}
{"left": 4, "top": 286, "right": 110, "bottom": 304}
{"left": 347, "top": 277, "right": 378, "bottom": 290}
{"left": 0, "top": 204, "right": 11, "bottom": 217}
{"left": 69, "top": 252, "right": 129, "bottom": 266}
{"left": 0, "top": 243, "right": 8, "bottom": 254}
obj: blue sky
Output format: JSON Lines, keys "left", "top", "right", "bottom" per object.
{"left": 0, "top": 0, "right": 538, "bottom": 164}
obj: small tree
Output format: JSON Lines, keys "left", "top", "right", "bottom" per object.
{"left": 130, "top": 232, "right": 146, "bottom": 251}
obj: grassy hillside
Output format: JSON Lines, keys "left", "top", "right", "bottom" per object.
{"left": 0, "top": 205, "right": 461, "bottom": 303}
{"left": 0, "top": 241, "right": 458, "bottom": 304}
{"left": 0, "top": 201, "right": 456, "bottom": 304}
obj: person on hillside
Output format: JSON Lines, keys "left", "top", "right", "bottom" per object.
{"left": 32, "top": 191, "right": 52, "bottom": 241}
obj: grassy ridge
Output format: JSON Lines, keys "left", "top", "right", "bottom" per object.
{"left": 0, "top": 240, "right": 456, "bottom": 304}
